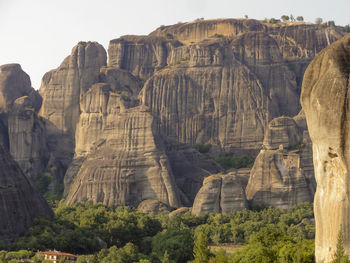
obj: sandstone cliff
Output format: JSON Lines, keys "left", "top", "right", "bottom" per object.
{"left": 301, "top": 33, "right": 350, "bottom": 263}
{"left": 192, "top": 170, "right": 248, "bottom": 215}
{"left": 65, "top": 82, "right": 220, "bottom": 207}
{"left": 0, "top": 64, "right": 47, "bottom": 178}
{"left": 106, "top": 19, "right": 345, "bottom": 152}
{"left": 39, "top": 42, "right": 107, "bottom": 172}
{"left": 0, "top": 145, "right": 52, "bottom": 242}
{"left": 246, "top": 112, "right": 315, "bottom": 209}
{"left": 38, "top": 19, "right": 346, "bottom": 209}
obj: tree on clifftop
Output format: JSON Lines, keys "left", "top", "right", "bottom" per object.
{"left": 281, "top": 15, "right": 290, "bottom": 22}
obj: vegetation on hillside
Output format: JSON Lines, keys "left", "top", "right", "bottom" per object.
{"left": 0, "top": 202, "right": 317, "bottom": 263}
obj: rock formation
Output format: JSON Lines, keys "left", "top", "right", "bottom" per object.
{"left": 246, "top": 112, "right": 314, "bottom": 209}
{"left": 0, "top": 145, "right": 52, "bottom": 243}
{"left": 39, "top": 42, "right": 107, "bottom": 172}
{"left": 33, "top": 20, "right": 346, "bottom": 209}
{"left": 245, "top": 149, "right": 313, "bottom": 209}
{"left": 192, "top": 170, "right": 248, "bottom": 215}
{"left": 301, "top": 34, "right": 350, "bottom": 263}
{"left": 0, "top": 64, "right": 46, "bottom": 178}
{"left": 65, "top": 82, "right": 220, "bottom": 207}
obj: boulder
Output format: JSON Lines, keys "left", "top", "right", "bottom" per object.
{"left": 192, "top": 171, "right": 248, "bottom": 215}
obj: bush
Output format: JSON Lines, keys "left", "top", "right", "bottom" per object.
{"left": 345, "top": 25, "right": 350, "bottom": 32}
{"left": 315, "top": 17, "right": 323, "bottom": 24}
{"left": 215, "top": 153, "right": 255, "bottom": 170}
{"left": 195, "top": 144, "right": 212, "bottom": 154}
{"left": 296, "top": 16, "right": 304, "bottom": 22}
{"left": 269, "top": 18, "right": 278, "bottom": 24}
{"left": 281, "top": 15, "right": 289, "bottom": 22}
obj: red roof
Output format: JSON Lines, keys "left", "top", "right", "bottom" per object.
{"left": 43, "top": 251, "right": 77, "bottom": 258}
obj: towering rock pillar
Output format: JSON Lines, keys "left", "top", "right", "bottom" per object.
{"left": 301, "top": 34, "right": 350, "bottom": 263}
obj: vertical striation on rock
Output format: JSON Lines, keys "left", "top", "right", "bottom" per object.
{"left": 39, "top": 42, "right": 107, "bottom": 170}
{"left": 0, "top": 64, "right": 46, "bottom": 178}
{"left": 245, "top": 149, "right": 313, "bottom": 209}
{"left": 301, "top": 34, "right": 350, "bottom": 263}
{"left": 0, "top": 145, "right": 52, "bottom": 243}
{"left": 192, "top": 171, "right": 248, "bottom": 215}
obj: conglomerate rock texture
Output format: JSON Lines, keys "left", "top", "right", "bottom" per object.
{"left": 0, "top": 145, "right": 52, "bottom": 243}
{"left": 301, "top": 33, "right": 350, "bottom": 263}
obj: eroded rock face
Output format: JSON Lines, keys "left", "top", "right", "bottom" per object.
{"left": 245, "top": 149, "right": 313, "bottom": 209}
{"left": 0, "top": 64, "right": 46, "bottom": 178}
{"left": 0, "top": 145, "right": 52, "bottom": 243}
{"left": 192, "top": 171, "right": 248, "bottom": 215}
{"left": 65, "top": 83, "right": 181, "bottom": 207}
{"left": 106, "top": 20, "right": 346, "bottom": 152}
{"left": 263, "top": 116, "right": 302, "bottom": 150}
{"left": 8, "top": 96, "right": 48, "bottom": 177}
{"left": 39, "top": 42, "right": 107, "bottom": 168}
{"left": 301, "top": 34, "right": 350, "bottom": 263}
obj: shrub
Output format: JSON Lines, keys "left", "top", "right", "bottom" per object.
{"left": 296, "top": 16, "right": 304, "bottom": 22}
{"left": 281, "top": 15, "right": 289, "bottom": 22}
{"left": 195, "top": 144, "right": 212, "bottom": 154}
{"left": 315, "top": 17, "right": 323, "bottom": 24}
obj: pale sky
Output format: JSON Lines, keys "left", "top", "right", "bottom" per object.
{"left": 1, "top": 0, "right": 349, "bottom": 89}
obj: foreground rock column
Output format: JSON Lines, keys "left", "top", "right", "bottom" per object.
{"left": 301, "top": 34, "right": 350, "bottom": 263}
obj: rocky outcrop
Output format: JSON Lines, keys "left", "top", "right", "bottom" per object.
{"left": 105, "top": 19, "right": 346, "bottom": 152}
{"left": 0, "top": 64, "right": 46, "bottom": 178}
{"left": 65, "top": 83, "right": 181, "bottom": 207}
{"left": 40, "top": 20, "right": 345, "bottom": 210}
{"left": 301, "top": 34, "right": 350, "bottom": 263}
{"left": 137, "top": 199, "right": 170, "bottom": 214}
{"left": 0, "top": 145, "right": 52, "bottom": 243}
{"left": 39, "top": 42, "right": 107, "bottom": 170}
{"left": 245, "top": 149, "right": 313, "bottom": 209}
{"left": 65, "top": 83, "right": 221, "bottom": 207}
{"left": 263, "top": 116, "right": 302, "bottom": 150}
{"left": 192, "top": 171, "right": 248, "bottom": 215}
{"left": 8, "top": 96, "right": 48, "bottom": 178}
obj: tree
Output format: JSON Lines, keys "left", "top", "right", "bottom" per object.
{"left": 331, "top": 229, "right": 350, "bottom": 263}
{"left": 296, "top": 16, "right": 304, "bottom": 22}
{"left": 290, "top": 14, "right": 295, "bottom": 22}
{"left": 269, "top": 18, "right": 278, "bottom": 24}
{"left": 345, "top": 25, "right": 350, "bottom": 32}
{"left": 162, "top": 250, "right": 170, "bottom": 263}
{"left": 315, "top": 17, "right": 323, "bottom": 24}
{"left": 244, "top": 15, "right": 248, "bottom": 19}
{"left": 193, "top": 232, "right": 211, "bottom": 263}
{"left": 281, "top": 15, "right": 289, "bottom": 22}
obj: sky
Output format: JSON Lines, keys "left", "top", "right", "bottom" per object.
{"left": 1, "top": 0, "right": 349, "bottom": 89}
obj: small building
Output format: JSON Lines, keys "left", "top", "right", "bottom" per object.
{"left": 43, "top": 250, "right": 77, "bottom": 263}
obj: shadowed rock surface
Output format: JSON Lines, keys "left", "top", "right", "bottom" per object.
{"left": 0, "top": 145, "right": 52, "bottom": 243}
{"left": 0, "top": 64, "right": 47, "bottom": 178}
{"left": 301, "top": 33, "right": 350, "bottom": 263}
{"left": 192, "top": 170, "right": 248, "bottom": 215}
